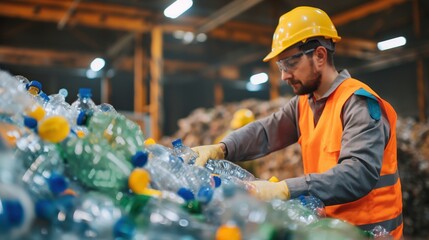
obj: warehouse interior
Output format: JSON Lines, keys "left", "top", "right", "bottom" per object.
{"left": 0, "top": 0, "right": 429, "bottom": 238}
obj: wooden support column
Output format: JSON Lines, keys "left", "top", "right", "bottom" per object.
{"left": 269, "top": 60, "right": 280, "bottom": 100}
{"left": 150, "top": 26, "right": 163, "bottom": 140}
{"left": 214, "top": 81, "right": 224, "bottom": 106}
{"left": 134, "top": 32, "right": 146, "bottom": 130}
{"left": 100, "top": 75, "right": 111, "bottom": 103}
{"left": 413, "top": 0, "right": 426, "bottom": 122}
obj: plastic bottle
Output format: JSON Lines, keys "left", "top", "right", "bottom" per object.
{"left": 0, "top": 184, "right": 35, "bottom": 239}
{"left": 298, "top": 195, "right": 326, "bottom": 218}
{"left": 0, "top": 71, "right": 35, "bottom": 127}
{"left": 133, "top": 198, "right": 217, "bottom": 239}
{"left": 70, "top": 88, "right": 97, "bottom": 128}
{"left": 61, "top": 135, "right": 133, "bottom": 194}
{"left": 217, "top": 185, "right": 274, "bottom": 240}
{"left": 0, "top": 137, "right": 24, "bottom": 184}
{"left": 171, "top": 138, "right": 198, "bottom": 164}
{"left": 144, "top": 143, "right": 215, "bottom": 198}
{"left": 87, "top": 111, "right": 145, "bottom": 162}
{"left": 40, "top": 192, "right": 131, "bottom": 240}
{"left": 71, "top": 88, "right": 97, "bottom": 115}
{"left": 140, "top": 149, "right": 193, "bottom": 198}
{"left": 294, "top": 218, "right": 367, "bottom": 240}
{"left": 267, "top": 198, "right": 319, "bottom": 232}
{"left": 205, "top": 159, "right": 256, "bottom": 181}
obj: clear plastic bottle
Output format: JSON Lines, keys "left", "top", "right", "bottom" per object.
{"left": 205, "top": 159, "right": 256, "bottom": 181}
{"left": 298, "top": 195, "right": 326, "bottom": 218}
{"left": 139, "top": 148, "right": 193, "bottom": 198}
{"left": 71, "top": 88, "right": 97, "bottom": 115}
{"left": 171, "top": 138, "right": 198, "bottom": 164}
{"left": 39, "top": 192, "right": 131, "bottom": 240}
{"left": 70, "top": 88, "right": 97, "bottom": 127}
{"left": 134, "top": 198, "right": 216, "bottom": 239}
{"left": 218, "top": 185, "right": 273, "bottom": 240}
{"left": 0, "top": 71, "right": 35, "bottom": 127}
{"left": 0, "top": 137, "right": 24, "bottom": 184}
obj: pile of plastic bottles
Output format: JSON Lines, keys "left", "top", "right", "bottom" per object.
{"left": 0, "top": 70, "right": 389, "bottom": 240}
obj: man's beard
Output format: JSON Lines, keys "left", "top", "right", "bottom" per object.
{"left": 293, "top": 71, "right": 322, "bottom": 95}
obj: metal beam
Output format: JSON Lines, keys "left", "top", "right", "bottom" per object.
{"left": 331, "top": 0, "right": 408, "bottom": 26}
{"left": 196, "top": 0, "right": 264, "bottom": 34}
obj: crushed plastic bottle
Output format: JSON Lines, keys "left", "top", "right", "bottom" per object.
{"left": 205, "top": 159, "right": 256, "bottom": 181}
{"left": 171, "top": 138, "right": 198, "bottom": 164}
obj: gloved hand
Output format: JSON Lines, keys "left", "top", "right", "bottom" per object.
{"left": 247, "top": 180, "right": 290, "bottom": 201}
{"left": 191, "top": 144, "right": 225, "bottom": 167}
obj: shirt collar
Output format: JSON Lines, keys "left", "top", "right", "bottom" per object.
{"left": 307, "top": 69, "right": 351, "bottom": 101}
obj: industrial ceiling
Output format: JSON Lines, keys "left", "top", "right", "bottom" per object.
{"left": 0, "top": 0, "right": 428, "bottom": 136}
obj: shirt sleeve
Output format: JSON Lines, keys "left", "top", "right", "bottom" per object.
{"left": 222, "top": 96, "right": 300, "bottom": 162}
{"left": 286, "top": 94, "right": 390, "bottom": 205}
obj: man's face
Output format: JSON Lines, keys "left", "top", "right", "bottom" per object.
{"left": 276, "top": 47, "right": 322, "bottom": 95}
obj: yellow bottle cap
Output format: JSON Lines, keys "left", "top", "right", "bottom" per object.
{"left": 128, "top": 169, "right": 151, "bottom": 194}
{"left": 140, "top": 188, "right": 161, "bottom": 197}
{"left": 26, "top": 105, "right": 45, "bottom": 121}
{"left": 76, "top": 130, "right": 86, "bottom": 138}
{"left": 216, "top": 224, "right": 242, "bottom": 240}
{"left": 38, "top": 116, "right": 70, "bottom": 143}
{"left": 268, "top": 176, "right": 279, "bottom": 182}
{"left": 144, "top": 138, "right": 156, "bottom": 145}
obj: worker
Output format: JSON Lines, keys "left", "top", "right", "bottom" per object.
{"left": 213, "top": 108, "right": 255, "bottom": 144}
{"left": 192, "top": 6, "right": 403, "bottom": 239}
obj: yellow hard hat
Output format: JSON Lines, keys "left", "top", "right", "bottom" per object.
{"left": 263, "top": 6, "right": 341, "bottom": 62}
{"left": 230, "top": 108, "right": 255, "bottom": 130}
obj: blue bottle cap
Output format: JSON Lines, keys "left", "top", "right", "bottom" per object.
{"left": 131, "top": 151, "right": 149, "bottom": 168}
{"left": 40, "top": 92, "right": 50, "bottom": 102}
{"left": 113, "top": 217, "right": 135, "bottom": 240}
{"left": 35, "top": 199, "right": 57, "bottom": 220}
{"left": 212, "top": 175, "right": 222, "bottom": 188}
{"left": 26, "top": 80, "right": 42, "bottom": 92}
{"left": 78, "top": 88, "right": 92, "bottom": 98}
{"left": 23, "top": 116, "right": 38, "bottom": 129}
{"left": 177, "top": 187, "right": 195, "bottom": 201}
{"left": 3, "top": 200, "right": 24, "bottom": 227}
{"left": 48, "top": 174, "right": 68, "bottom": 195}
{"left": 197, "top": 186, "right": 214, "bottom": 204}
{"left": 171, "top": 138, "right": 183, "bottom": 148}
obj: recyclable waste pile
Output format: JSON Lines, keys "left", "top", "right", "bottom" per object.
{"left": 0, "top": 70, "right": 389, "bottom": 239}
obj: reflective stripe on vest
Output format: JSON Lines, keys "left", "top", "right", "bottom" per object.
{"left": 357, "top": 213, "right": 403, "bottom": 232}
{"left": 298, "top": 78, "right": 403, "bottom": 239}
{"left": 375, "top": 170, "right": 399, "bottom": 189}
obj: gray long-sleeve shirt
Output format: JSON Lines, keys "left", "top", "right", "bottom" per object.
{"left": 221, "top": 70, "right": 391, "bottom": 206}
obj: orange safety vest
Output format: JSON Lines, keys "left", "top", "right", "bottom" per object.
{"left": 298, "top": 78, "right": 403, "bottom": 239}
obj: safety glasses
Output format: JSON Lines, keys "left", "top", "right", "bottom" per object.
{"left": 276, "top": 48, "right": 315, "bottom": 73}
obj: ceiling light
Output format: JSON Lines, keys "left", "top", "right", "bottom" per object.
{"left": 250, "top": 72, "right": 268, "bottom": 85}
{"left": 164, "top": 0, "right": 193, "bottom": 19}
{"left": 377, "top": 36, "right": 406, "bottom": 51}
{"left": 90, "top": 58, "right": 105, "bottom": 72}
{"left": 246, "top": 82, "right": 262, "bottom": 92}
{"left": 86, "top": 69, "right": 97, "bottom": 79}
{"left": 196, "top": 33, "right": 207, "bottom": 42}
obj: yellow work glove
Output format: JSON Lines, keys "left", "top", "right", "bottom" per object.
{"left": 248, "top": 180, "right": 290, "bottom": 201}
{"left": 191, "top": 144, "right": 225, "bottom": 167}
